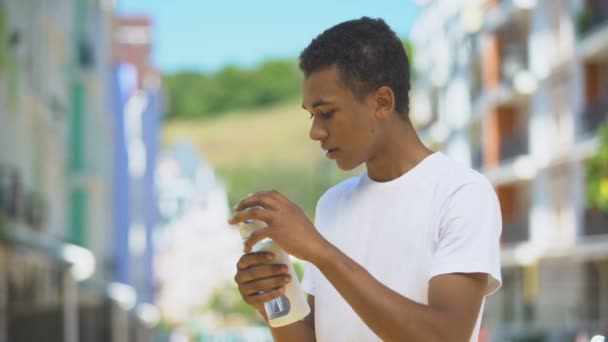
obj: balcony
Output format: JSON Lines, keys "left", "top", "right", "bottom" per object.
{"left": 500, "top": 47, "right": 528, "bottom": 87}
{"left": 500, "top": 129, "right": 529, "bottom": 162}
{"left": 495, "top": 29, "right": 533, "bottom": 101}
{"left": 576, "top": 1, "right": 608, "bottom": 39}
{"left": 583, "top": 207, "right": 608, "bottom": 236}
{"left": 0, "top": 164, "right": 46, "bottom": 232}
{"left": 580, "top": 92, "right": 608, "bottom": 137}
{"left": 502, "top": 215, "right": 529, "bottom": 245}
{"left": 485, "top": 0, "right": 534, "bottom": 34}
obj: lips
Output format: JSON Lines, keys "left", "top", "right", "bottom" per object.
{"left": 325, "top": 148, "right": 339, "bottom": 159}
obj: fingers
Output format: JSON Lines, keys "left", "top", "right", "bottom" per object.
{"left": 232, "top": 191, "right": 283, "bottom": 213}
{"left": 234, "top": 254, "right": 292, "bottom": 307}
{"left": 239, "top": 274, "right": 292, "bottom": 297}
{"left": 235, "top": 263, "right": 289, "bottom": 284}
{"left": 228, "top": 205, "right": 273, "bottom": 225}
{"left": 244, "top": 287, "right": 287, "bottom": 305}
{"left": 243, "top": 228, "right": 271, "bottom": 252}
{"left": 236, "top": 252, "right": 275, "bottom": 270}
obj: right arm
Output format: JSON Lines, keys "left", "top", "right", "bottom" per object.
{"left": 234, "top": 252, "right": 315, "bottom": 342}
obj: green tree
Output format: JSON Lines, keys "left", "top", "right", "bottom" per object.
{"left": 164, "top": 39, "right": 414, "bottom": 121}
{"left": 402, "top": 39, "right": 415, "bottom": 72}
{"left": 586, "top": 124, "right": 608, "bottom": 212}
{"left": 164, "top": 59, "right": 301, "bottom": 120}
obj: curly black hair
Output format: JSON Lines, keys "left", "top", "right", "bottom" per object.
{"left": 299, "top": 17, "right": 411, "bottom": 118}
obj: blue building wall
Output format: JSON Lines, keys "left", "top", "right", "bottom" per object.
{"left": 142, "top": 86, "right": 163, "bottom": 303}
{"left": 110, "top": 62, "right": 163, "bottom": 304}
{"left": 110, "top": 63, "right": 133, "bottom": 285}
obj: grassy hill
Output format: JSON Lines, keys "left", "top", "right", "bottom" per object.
{"left": 162, "top": 100, "right": 359, "bottom": 217}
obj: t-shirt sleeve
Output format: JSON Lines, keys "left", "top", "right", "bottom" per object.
{"left": 430, "top": 181, "right": 502, "bottom": 295}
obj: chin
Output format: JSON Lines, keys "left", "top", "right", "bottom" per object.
{"left": 335, "top": 159, "right": 362, "bottom": 171}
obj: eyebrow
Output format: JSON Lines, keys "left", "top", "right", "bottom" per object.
{"left": 301, "top": 100, "right": 334, "bottom": 111}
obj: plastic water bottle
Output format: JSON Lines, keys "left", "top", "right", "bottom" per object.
{"left": 239, "top": 219, "right": 311, "bottom": 327}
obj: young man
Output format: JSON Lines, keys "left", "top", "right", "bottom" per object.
{"left": 229, "top": 17, "right": 502, "bottom": 342}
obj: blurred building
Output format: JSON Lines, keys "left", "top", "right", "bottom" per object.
{"left": 0, "top": 1, "right": 163, "bottom": 341}
{"left": 0, "top": 0, "right": 113, "bottom": 341}
{"left": 111, "top": 15, "right": 165, "bottom": 341}
{"left": 411, "top": 0, "right": 608, "bottom": 340}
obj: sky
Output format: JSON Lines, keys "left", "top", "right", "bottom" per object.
{"left": 118, "top": 0, "right": 420, "bottom": 73}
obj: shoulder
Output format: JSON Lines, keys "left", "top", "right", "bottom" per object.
{"left": 438, "top": 172, "right": 500, "bottom": 234}
{"left": 427, "top": 153, "right": 499, "bottom": 226}
{"left": 434, "top": 153, "right": 497, "bottom": 201}
{"left": 313, "top": 175, "right": 361, "bottom": 229}
{"left": 317, "top": 175, "right": 361, "bottom": 210}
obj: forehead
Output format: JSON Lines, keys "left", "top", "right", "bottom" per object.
{"left": 302, "top": 65, "right": 351, "bottom": 106}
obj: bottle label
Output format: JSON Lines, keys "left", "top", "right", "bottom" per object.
{"left": 265, "top": 295, "right": 291, "bottom": 319}
{"left": 249, "top": 238, "right": 273, "bottom": 253}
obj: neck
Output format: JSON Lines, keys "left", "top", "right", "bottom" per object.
{"left": 365, "top": 117, "right": 433, "bottom": 182}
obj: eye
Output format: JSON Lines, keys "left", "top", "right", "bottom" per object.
{"left": 309, "top": 110, "right": 335, "bottom": 120}
{"left": 320, "top": 111, "right": 334, "bottom": 119}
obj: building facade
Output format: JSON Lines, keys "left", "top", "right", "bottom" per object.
{"left": 0, "top": 1, "right": 163, "bottom": 341}
{"left": 110, "top": 15, "right": 165, "bottom": 341}
{"left": 411, "top": 0, "right": 608, "bottom": 340}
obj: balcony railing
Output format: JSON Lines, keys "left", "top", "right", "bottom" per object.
{"left": 502, "top": 215, "right": 529, "bottom": 245}
{"left": 577, "top": 3, "right": 608, "bottom": 38}
{"left": 580, "top": 92, "right": 608, "bottom": 136}
{"left": 500, "top": 129, "right": 529, "bottom": 162}
{"left": 500, "top": 47, "right": 528, "bottom": 86}
{"left": 583, "top": 207, "right": 608, "bottom": 236}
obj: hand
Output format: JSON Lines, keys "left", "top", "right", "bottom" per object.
{"left": 228, "top": 190, "right": 330, "bottom": 262}
{"left": 234, "top": 252, "right": 291, "bottom": 314}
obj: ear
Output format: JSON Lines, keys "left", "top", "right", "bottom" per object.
{"left": 374, "top": 86, "right": 395, "bottom": 120}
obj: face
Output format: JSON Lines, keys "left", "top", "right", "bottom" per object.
{"left": 301, "top": 65, "right": 382, "bottom": 170}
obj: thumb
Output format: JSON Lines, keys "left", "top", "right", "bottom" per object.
{"left": 244, "top": 227, "right": 271, "bottom": 253}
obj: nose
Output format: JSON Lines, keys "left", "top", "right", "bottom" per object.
{"left": 309, "top": 117, "right": 328, "bottom": 141}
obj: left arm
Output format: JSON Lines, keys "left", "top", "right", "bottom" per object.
{"left": 310, "top": 242, "right": 486, "bottom": 342}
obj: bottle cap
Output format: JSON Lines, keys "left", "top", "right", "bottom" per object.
{"left": 238, "top": 219, "right": 267, "bottom": 239}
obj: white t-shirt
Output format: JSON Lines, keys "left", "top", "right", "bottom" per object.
{"left": 302, "top": 152, "right": 502, "bottom": 342}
